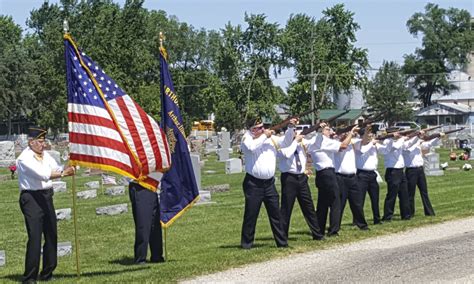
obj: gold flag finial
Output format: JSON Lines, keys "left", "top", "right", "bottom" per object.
{"left": 159, "top": 32, "right": 167, "bottom": 59}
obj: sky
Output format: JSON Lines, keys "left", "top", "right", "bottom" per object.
{"left": 1, "top": 0, "right": 473, "bottom": 89}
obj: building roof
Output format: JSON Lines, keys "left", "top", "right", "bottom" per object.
{"left": 416, "top": 102, "right": 472, "bottom": 117}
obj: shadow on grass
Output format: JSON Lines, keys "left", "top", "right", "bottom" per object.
{"left": 2, "top": 267, "right": 150, "bottom": 282}
{"left": 219, "top": 243, "right": 267, "bottom": 249}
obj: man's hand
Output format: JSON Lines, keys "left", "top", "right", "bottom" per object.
{"left": 351, "top": 126, "right": 360, "bottom": 135}
{"left": 440, "top": 132, "right": 446, "bottom": 137}
{"left": 63, "top": 166, "right": 76, "bottom": 176}
{"left": 289, "top": 118, "right": 299, "bottom": 126}
{"left": 264, "top": 129, "right": 274, "bottom": 138}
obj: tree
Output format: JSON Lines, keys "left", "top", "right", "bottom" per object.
{"left": 214, "top": 14, "right": 285, "bottom": 129}
{"left": 0, "top": 16, "right": 37, "bottom": 137}
{"left": 280, "top": 5, "right": 369, "bottom": 116}
{"left": 403, "top": 3, "right": 473, "bottom": 107}
{"left": 365, "top": 61, "right": 413, "bottom": 125}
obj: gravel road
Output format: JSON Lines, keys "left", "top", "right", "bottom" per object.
{"left": 182, "top": 217, "right": 474, "bottom": 283}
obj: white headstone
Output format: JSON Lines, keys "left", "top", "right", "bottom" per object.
{"left": 84, "top": 181, "right": 100, "bottom": 189}
{"left": 218, "top": 148, "right": 230, "bottom": 161}
{"left": 16, "top": 134, "right": 29, "bottom": 150}
{"left": 0, "top": 141, "right": 15, "bottom": 167}
{"left": 77, "top": 189, "right": 97, "bottom": 200}
{"left": 96, "top": 204, "right": 128, "bottom": 216}
{"left": 58, "top": 242, "right": 72, "bottom": 257}
{"left": 45, "top": 150, "right": 61, "bottom": 165}
{"left": 0, "top": 250, "right": 5, "bottom": 267}
{"left": 203, "top": 184, "right": 230, "bottom": 193}
{"left": 56, "top": 208, "right": 72, "bottom": 221}
{"left": 52, "top": 181, "right": 67, "bottom": 193}
{"left": 190, "top": 154, "right": 202, "bottom": 190}
{"left": 220, "top": 132, "right": 231, "bottom": 149}
{"left": 424, "top": 152, "right": 444, "bottom": 176}
{"left": 105, "top": 186, "right": 125, "bottom": 196}
{"left": 225, "top": 158, "right": 242, "bottom": 174}
{"left": 196, "top": 190, "right": 214, "bottom": 205}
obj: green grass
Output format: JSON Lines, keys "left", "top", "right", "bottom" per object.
{"left": 0, "top": 149, "right": 472, "bottom": 283}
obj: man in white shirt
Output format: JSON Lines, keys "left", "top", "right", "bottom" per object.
{"left": 403, "top": 131, "right": 443, "bottom": 217}
{"left": 306, "top": 123, "right": 353, "bottom": 236}
{"left": 17, "top": 127, "right": 75, "bottom": 283}
{"left": 354, "top": 125, "right": 382, "bottom": 224}
{"left": 278, "top": 128, "right": 324, "bottom": 241}
{"left": 378, "top": 128, "right": 418, "bottom": 221}
{"left": 334, "top": 129, "right": 369, "bottom": 231}
{"left": 240, "top": 117, "right": 294, "bottom": 249}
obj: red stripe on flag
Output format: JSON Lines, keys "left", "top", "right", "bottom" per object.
{"left": 115, "top": 97, "right": 149, "bottom": 173}
{"left": 69, "top": 133, "right": 130, "bottom": 154}
{"left": 68, "top": 112, "right": 116, "bottom": 130}
{"left": 142, "top": 176, "right": 159, "bottom": 189}
{"left": 134, "top": 101, "right": 162, "bottom": 171}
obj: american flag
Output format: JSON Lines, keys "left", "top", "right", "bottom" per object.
{"left": 101, "top": 173, "right": 117, "bottom": 186}
{"left": 64, "top": 34, "right": 171, "bottom": 190}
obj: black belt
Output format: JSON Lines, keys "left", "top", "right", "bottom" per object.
{"left": 336, "top": 173, "right": 356, "bottom": 178}
{"left": 21, "top": 188, "right": 53, "bottom": 193}
{"left": 386, "top": 168, "right": 403, "bottom": 171}
{"left": 406, "top": 166, "right": 423, "bottom": 169}
{"left": 357, "top": 169, "right": 375, "bottom": 174}
{"left": 283, "top": 172, "right": 306, "bottom": 178}
{"left": 316, "top": 167, "right": 334, "bottom": 173}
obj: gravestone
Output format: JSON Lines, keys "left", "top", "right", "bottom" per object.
{"left": 195, "top": 190, "right": 214, "bottom": 205}
{"left": 0, "top": 141, "right": 15, "bottom": 167}
{"left": 90, "top": 168, "right": 104, "bottom": 175}
{"left": 45, "top": 150, "right": 61, "bottom": 165}
{"left": 217, "top": 148, "right": 229, "bottom": 162}
{"left": 220, "top": 132, "right": 231, "bottom": 149}
{"left": 85, "top": 181, "right": 100, "bottom": 189}
{"left": 203, "top": 184, "right": 230, "bottom": 193}
{"left": 56, "top": 208, "right": 72, "bottom": 221}
{"left": 96, "top": 204, "right": 128, "bottom": 216}
{"left": 190, "top": 154, "right": 202, "bottom": 190}
{"left": 117, "top": 177, "right": 130, "bottom": 186}
{"left": 77, "top": 189, "right": 97, "bottom": 200}
{"left": 424, "top": 152, "right": 444, "bottom": 176}
{"left": 105, "top": 186, "right": 125, "bottom": 196}
{"left": 58, "top": 242, "right": 72, "bottom": 257}
{"left": 16, "top": 134, "right": 29, "bottom": 151}
{"left": 0, "top": 250, "right": 5, "bottom": 267}
{"left": 225, "top": 158, "right": 242, "bottom": 174}
{"left": 52, "top": 181, "right": 67, "bottom": 193}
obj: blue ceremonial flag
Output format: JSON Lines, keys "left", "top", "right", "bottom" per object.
{"left": 159, "top": 47, "right": 200, "bottom": 227}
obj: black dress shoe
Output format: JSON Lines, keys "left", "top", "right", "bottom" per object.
{"left": 359, "top": 226, "right": 369, "bottom": 231}
{"left": 277, "top": 243, "right": 289, "bottom": 248}
{"left": 39, "top": 275, "right": 53, "bottom": 281}
{"left": 313, "top": 236, "right": 325, "bottom": 241}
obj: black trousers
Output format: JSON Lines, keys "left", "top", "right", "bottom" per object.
{"left": 357, "top": 169, "right": 381, "bottom": 224}
{"left": 405, "top": 167, "right": 435, "bottom": 216}
{"left": 383, "top": 168, "right": 410, "bottom": 220}
{"left": 19, "top": 189, "right": 57, "bottom": 282}
{"left": 315, "top": 168, "right": 340, "bottom": 236}
{"left": 241, "top": 174, "right": 287, "bottom": 248}
{"left": 129, "top": 182, "right": 164, "bottom": 263}
{"left": 337, "top": 173, "right": 368, "bottom": 229}
{"left": 280, "top": 172, "right": 323, "bottom": 240}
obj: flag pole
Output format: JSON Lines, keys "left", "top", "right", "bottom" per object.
{"left": 159, "top": 31, "right": 168, "bottom": 262}
{"left": 64, "top": 19, "right": 81, "bottom": 277}
{"left": 71, "top": 172, "right": 81, "bottom": 277}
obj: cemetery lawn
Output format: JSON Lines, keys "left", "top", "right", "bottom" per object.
{"left": 0, "top": 149, "right": 472, "bottom": 283}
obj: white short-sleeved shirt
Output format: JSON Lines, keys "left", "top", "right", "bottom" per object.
{"left": 306, "top": 134, "right": 342, "bottom": 171}
{"left": 354, "top": 140, "right": 379, "bottom": 171}
{"left": 334, "top": 139, "right": 358, "bottom": 175}
{"left": 17, "top": 147, "right": 63, "bottom": 191}
{"left": 278, "top": 139, "right": 307, "bottom": 174}
{"left": 241, "top": 128, "right": 294, "bottom": 179}
{"left": 403, "top": 137, "right": 440, "bottom": 168}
